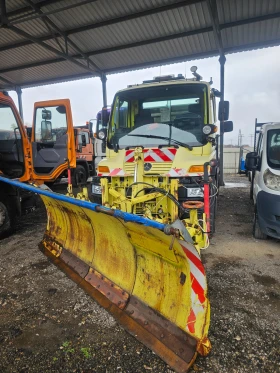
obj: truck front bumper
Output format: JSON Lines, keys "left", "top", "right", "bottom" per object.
{"left": 257, "top": 191, "right": 280, "bottom": 239}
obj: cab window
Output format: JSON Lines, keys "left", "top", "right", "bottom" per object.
{"left": 0, "top": 103, "right": 21, "bottom": 139}
{"left": 35, "top": 105, "right": 67, "bottom": 142}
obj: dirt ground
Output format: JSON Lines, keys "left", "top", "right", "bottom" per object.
{"left": 0, "top": 175, "right": 279, "bottom": 373}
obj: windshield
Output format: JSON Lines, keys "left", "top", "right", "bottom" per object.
{"left": 267, "top": 129, "right": 280, "bottom": 169}
{"left": 108, "top": 84, "right": 208, "bottom": 149}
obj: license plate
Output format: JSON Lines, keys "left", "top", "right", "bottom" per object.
{"left": 187, "top": 187, "right": 204, "bottom": 197}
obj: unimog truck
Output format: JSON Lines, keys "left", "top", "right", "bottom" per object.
{"left": 91, "top": 69, "right": 233, "bottom": 241}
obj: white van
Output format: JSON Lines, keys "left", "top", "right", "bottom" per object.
{"left": 246, "top": 123, "right": 280, "bottom": 239}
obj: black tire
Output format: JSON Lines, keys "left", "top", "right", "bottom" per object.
{"left": 248, "top": 171, "right": 252, "bottom": 182}
{"left": 253, "top": 208, "right": 267, "bottom": 240}
{"left": 71, "top": 165, "right": 87, "bottom": 187}
{"left": 0, "top": 199, "right": 15, "bottom": 238}
{"left": 249, "top": 180, "right": 254, "bottom": 200}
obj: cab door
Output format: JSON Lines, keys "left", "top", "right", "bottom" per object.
{"left": 31, "top": 99, "right": 76, "bottom": 182}
{"left": 253, "top": 132, "right": 263, "bottom": 201}
{"left": 0, "top": 92, "right": 32, "bottom": 182}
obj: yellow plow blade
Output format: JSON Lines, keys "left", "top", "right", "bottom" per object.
{"left": 0, "top": 177, "right": 211, "bottom": 373}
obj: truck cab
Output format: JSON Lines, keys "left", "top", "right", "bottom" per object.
{"left": 246, "top": 123, "right": 280, "bottom": 239}
{"left": 0, "top": 92, "right": 75, "bottom": 236}
{"left": 93, "top": 108, "right": 110, "bottom": 169}
{"left": 72, "top": 125, "right": 94, "bottom": 185}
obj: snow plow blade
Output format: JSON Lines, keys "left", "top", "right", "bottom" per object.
{"left": 0, "top": 177, "right": 211, "bottom": 373}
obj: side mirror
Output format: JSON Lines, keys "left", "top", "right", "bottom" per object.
{"left": 222, "top": 120, "right": 233, "bottom": 133}
{"left": 41, "top": 120, "right": 52, "bottom": 140}
{"left": 246, "top": 152, "right": 259, "bottom": 171}
{"left": 218, "top": 101, "right": 229, "bottom": 121}
{"left": 42, "top": 109, "right": 52, "bottom": 120}
{"left": 97, "top": 128, "right": 107, "bottom": 141}
{"left": 88, "top": 121, "right": 94, "bottom": 139}
{"left": 81, "top": 134, "right": 87, "bottom": 147}
{"left": 102, "top": 107, "right": 110, "bottom": 127}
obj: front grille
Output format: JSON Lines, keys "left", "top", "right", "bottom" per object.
{"left": 275, "top": 216, "right": 280, "bottom": 221}
{"left": 124, "top": 162, "right": 173, "bottom": 175}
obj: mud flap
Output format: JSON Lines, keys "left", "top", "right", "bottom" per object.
{"left": 0, "top": 177, "right": 211, "bottom": 373}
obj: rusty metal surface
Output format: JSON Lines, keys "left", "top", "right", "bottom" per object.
{"left": 39, "top": 242, "right": 196, "bottom": 373}
{"left": 60, "top": 248, "right": 90, "bottom": 278}
{"left": 85, "top": 267, "right": 129, "bottom": 310}
{"left": 125, "top": 296, "right": 197, "bottom": 363}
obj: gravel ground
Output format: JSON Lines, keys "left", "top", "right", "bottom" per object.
{"left": 0, "top": 175, "right": 279, "bottom": 373}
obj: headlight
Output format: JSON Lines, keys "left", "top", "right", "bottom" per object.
{"left": 98, "top": 131, "right": 106, "bottom": 140}
{"left": 203, "top": 125, "right": 212, "bottom": 135}
{"left": 92, "top": 184, "right": 102, "bottom": 194}
{"left": 187, "top": 187, "right": 204, "bottom": 197}
{"left": 263, "top": 169, "right": 280, "bottom": 191}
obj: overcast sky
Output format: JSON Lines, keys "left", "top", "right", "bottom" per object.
{"left": 9, "top": 45, "right": 280, "bottom": 146}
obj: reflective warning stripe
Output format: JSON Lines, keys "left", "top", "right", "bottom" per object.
{"left": 167, "top": 169, "right": 204, "bottom": 177}
{"left": 108, "top": 168, "right": 127, "bottom": 176}
{"left": 180, "top": 241, "right": 207, "bottom": 335}
{"left": 125, "top": 150, "right": 134, "bottom": 163}
{"left": 125, "top": 148, "right": 177, "bottom": 163}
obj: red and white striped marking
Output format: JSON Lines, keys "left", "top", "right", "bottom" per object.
{"left": 108, "top": 168, "right": 127, "bottom": 176}
{"left": 125, "top": 148, "right": 177, "bottom": 163}
{"left": 167, "top": 169, "right": 203, "bottom": 177}
{"left": 180, "top": 241, "right": 207, "bottom": 335}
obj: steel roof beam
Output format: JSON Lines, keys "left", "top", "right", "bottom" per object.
{"left": 6, "top": 0, "right": 65, "bottom": 18}
{"left": 1, "top": 0, "right": 202, "bottom": 52}
{"left": 1, "top": 6, "right": 280, "bottom": 54}
{"left": 102, "top": 38, "right": 280, "bottom": 73}
{"left": 1, "top": 36, "right": 280, "bottom": 77}
{"left": 2, "top": 36, "right": 280, "bottom": 89}
{"left": 0, "top": 26, "right": 213, "bottom": 74}
{"left": 5, "top": 24, "right": 101, "bottom": 76}
{"left": 23, "top": 0, "right": 101, "bottom": 72}
{"left": 10, "top": 0, "right": 99, "bottom": 25}
{"left": 206, "top": 0, "right": 223, "bottom": 54}
{"left": 0, "top": 74, "right": 14, "bottom": 87}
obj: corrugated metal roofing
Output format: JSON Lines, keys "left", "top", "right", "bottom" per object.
{"left": 0, "top": 0, "right": 280, "bottom": 89}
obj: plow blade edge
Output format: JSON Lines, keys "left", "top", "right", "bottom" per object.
{"left": 0, "top": 177, "right": 211, "bottom": 373}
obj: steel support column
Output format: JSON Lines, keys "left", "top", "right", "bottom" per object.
{"left": 219, "top": 54, "right": 226, "bottom": 186}
{"left": 101, "top": 73, "right": 107, "bottom": 108}
{"left": 206, "top": 0, "right": 225, "bottom": 185}
{"left": 16, "top": 86, "right": 24, "bottom": 121}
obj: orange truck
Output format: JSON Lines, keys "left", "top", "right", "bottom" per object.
{"left": 27, "top": 123, "right": 95, "bottom": 186}
{"left": 0, "top": 90, "right": 75, "bottom": 236}
{"left": 71, "top": 125, "right": 95, "bottom": 186}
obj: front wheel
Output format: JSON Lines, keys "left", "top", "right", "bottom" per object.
{"left": 253, "top": 209, "right": 267, "bottom": 240}
{"left": 0, "top": 199, "right": 15, "bottom": 238}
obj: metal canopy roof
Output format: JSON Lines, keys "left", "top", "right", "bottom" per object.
{"left": 0, "top": 0, "right": 280, "bottom": 89}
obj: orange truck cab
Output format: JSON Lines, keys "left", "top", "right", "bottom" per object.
{"left": 0, "top": 91, "right": 75, "bottom": 236}
{"left": 72, "top": 125, "right": 95, "bottom": 185}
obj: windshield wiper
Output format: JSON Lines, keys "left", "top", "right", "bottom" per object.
{"left": 127, "top": 134, "right": 193, "bottom": 150}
